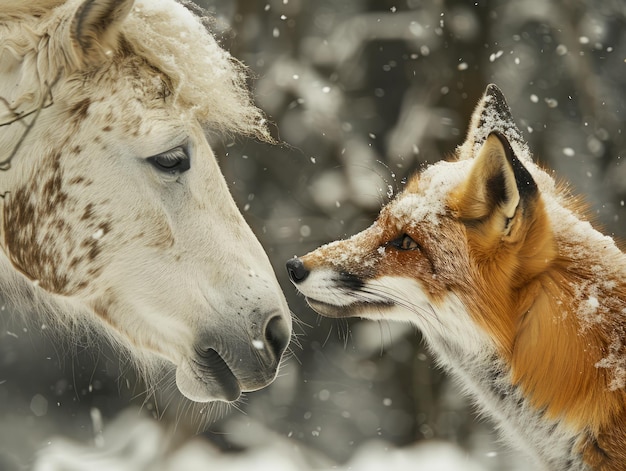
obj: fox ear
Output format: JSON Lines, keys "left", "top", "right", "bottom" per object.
{"left": 458, "top": 84, "right": 528, "bottom": 162}
{"left": 70, "top": 0, "right": 134, "bottom": 67}
{"left": 452, "top": 132, "right": 537, "bottom": 233}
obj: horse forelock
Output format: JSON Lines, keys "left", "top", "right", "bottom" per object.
{"left": 120, "top": 1, "right": 271, "bottom": 141}
{"left": 0, "top": 0, "right": 271, "bottom": 142}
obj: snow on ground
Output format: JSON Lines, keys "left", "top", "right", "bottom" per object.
{"left": 33, "top": 409, "right": 493, "bottom": 471}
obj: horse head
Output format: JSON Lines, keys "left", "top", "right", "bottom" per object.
{"left": 0, "top": 0, "right": 291, "bottom": 403}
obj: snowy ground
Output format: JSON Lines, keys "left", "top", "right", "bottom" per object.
{"left": 32, "top": 409, "right": 532, "bottom": 471}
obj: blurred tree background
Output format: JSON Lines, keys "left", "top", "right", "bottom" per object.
{"left": 0, "top": 0, "right": 624, "bottom": 469}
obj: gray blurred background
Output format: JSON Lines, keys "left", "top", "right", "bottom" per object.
{"left": 1, "top": 0, "right": 625, "bottom": 469}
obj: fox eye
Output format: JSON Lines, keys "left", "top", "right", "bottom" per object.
{"left": 389, "top": 234, "right": 421, "bottom": 251}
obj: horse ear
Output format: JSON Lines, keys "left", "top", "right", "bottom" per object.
{"left": 70, "top": 0, "right": 134, "bottom": 66}
{"left": 452, "top": 132, "right": 537, "bottom": 234}
{"left": 458, "top": 84, "right": 529, "bottom": 162}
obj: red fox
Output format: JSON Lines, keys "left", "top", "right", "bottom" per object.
{"left": 287, "top": 84, "right": 626, "bottom": 470}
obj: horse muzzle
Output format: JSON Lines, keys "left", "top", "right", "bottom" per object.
{"left": 176, "top": 312, "right": 291, "bottom": 402}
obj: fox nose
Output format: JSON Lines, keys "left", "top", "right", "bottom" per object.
{"left": 286, "top": 257, "right": 309, "bottom": 283}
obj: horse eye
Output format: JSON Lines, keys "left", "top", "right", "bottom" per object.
{"left": 148, "top": 146, "right": 190, "bottom": 174}
{"left": 390, "top": 234, "right": 421, "bottom": 251}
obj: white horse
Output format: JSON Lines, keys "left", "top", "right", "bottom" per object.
{"left": 0, "top": 0, "right": 291, "bottom": 404}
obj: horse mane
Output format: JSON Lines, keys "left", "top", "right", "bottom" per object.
{"left": 0, "top": 0, "right": 271, "bottom": 141}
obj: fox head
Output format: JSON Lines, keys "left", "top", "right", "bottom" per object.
{"left": 287, "top": 84, "right": 558, "bottom": 360}
{"left": 288, "top": 84, "right": 626, "bottom": 469}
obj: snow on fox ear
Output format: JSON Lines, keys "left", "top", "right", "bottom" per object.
{"left": 458, "top": 84, "right": 531, "bottom": 164}
{"left": 69, "top": 0, "right": 134, "bottom": 67}
{"left": 451, "top": 132, "right": 537, "bottom": 234}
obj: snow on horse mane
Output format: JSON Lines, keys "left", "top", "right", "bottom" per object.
{"left": 0, "top": 0, "right": 291, "bottom": 408}
{"left": 0, "top": 0, "right": 268, "bottom": 140}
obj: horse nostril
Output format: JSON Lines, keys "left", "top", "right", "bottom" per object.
{"left": 286, "top": 257, "right": 309, "bottom": 283}
{"left": 264, "top": 315, "right": 290, "bottom": 359}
